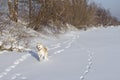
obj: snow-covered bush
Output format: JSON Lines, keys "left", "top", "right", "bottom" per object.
{"left": 0, "top": 20, "right": 38, "bottom": 52}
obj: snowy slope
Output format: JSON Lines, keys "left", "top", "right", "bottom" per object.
{"left": 0, "top": 26, "right": 120, "bottom": 80}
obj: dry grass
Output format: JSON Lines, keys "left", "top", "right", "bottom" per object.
{"left": 28, "top": 0, "right": 96, "bottom": 31}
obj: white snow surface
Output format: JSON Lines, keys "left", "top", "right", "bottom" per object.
{"left": 0, "top": 26, "right": 120, "bottom": 80}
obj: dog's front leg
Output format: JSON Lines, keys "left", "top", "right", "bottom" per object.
{"left": 38, "top": 54, "right": 42, "bottom": 62}
{"left": 40, "top": 54, "right": 45, "bottom": 62}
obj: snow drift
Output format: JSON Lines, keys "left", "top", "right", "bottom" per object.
{"left": 0, "top": 26, "right": 120, "bottom": 80}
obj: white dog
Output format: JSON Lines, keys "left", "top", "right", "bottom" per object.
{"left": 36, "top": 43, "right": 48, "bottom": 62}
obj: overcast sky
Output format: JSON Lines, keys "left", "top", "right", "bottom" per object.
{"left": 92, "top": 0, "right": 120, "bottom": 20}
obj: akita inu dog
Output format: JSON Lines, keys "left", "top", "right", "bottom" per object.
{"left": 36, "top": 43, "right": 48, "bottom": 61}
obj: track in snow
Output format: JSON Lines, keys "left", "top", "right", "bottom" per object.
{"left": 0, "top": 32, "right": 94, "bottom": 80}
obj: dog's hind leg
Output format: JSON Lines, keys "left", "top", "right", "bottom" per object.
{"left": 44, "top": 56, "right": 48, "bottom": 61}
{"left": 44, "top": 54, "right": 48, "bottom": 61}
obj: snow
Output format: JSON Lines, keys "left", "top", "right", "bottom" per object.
{"left": 0, "top": 26, "right": 120, "bottom": 80}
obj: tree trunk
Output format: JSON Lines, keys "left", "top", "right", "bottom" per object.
{"left": 8, "top": 0, "right": 18, "bottom": 22}
{"left": 29, "top": 0, "right": 32, "bottom": 19}
{"left": 8, "top": 0, "right": 14, "bottom": 21}
{"left": 13, "top": 0, "right": 18, "bottom": 22}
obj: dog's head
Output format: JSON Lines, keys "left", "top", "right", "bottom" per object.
{"left": 37, "top": 43, "right": 43, "bottom": 51}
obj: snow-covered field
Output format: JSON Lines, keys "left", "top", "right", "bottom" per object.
{"left": 0, "top": 26, "right": 120, "bottom": 80}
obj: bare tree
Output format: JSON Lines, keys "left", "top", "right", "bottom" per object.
{"left": 29, "top": 0, "right": 32, "bottom": 19}
{"left": 8, "top": 0, "right": 18, "bottom": 22}
{"left": 8, "top": 0, "right": 14, "bottom": 21}
{"left": 14, "top": 0, "right": 18, "bottom": 22}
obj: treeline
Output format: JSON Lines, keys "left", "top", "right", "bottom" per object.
{"left": 6, "top": 0, "right": 120, "bottom": 31}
